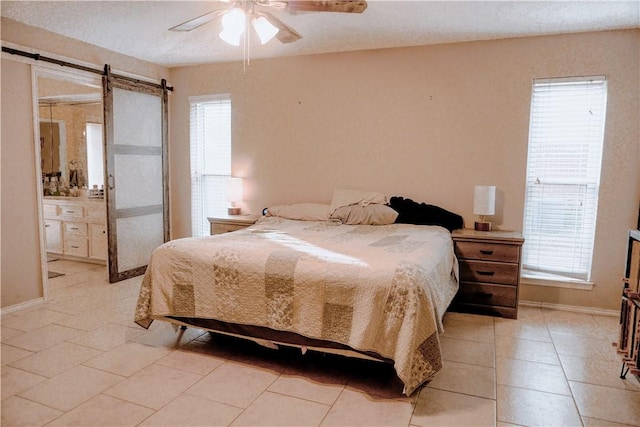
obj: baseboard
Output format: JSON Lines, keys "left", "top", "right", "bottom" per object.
{"left": 519, "top": 300, "right": 619, "bottom": 317}
{"left": 0, "top": 297, "right": 45, "bottom": 315}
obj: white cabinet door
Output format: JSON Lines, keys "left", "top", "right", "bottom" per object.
{"left": 89, "top": 223, "right": 108, "bottom": 260}
{"left": 45, "top": 219, "right": 62, "bottom": 253}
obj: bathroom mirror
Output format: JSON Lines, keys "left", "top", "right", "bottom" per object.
{"left": 37, "top": 76, "right": 104, "bottom": 194}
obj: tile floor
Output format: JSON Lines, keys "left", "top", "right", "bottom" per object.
{"left": 2, "top": 260, "right": 640, "bottom": 426}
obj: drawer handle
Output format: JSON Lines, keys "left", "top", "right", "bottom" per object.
{"left": 65, "top": 210, "right": 76, "bottom": 214}
{"left": 476, "top": 270, "right": 495, "bottom": 276}
{"left": 480, "top": 250, "right": 494, "bottom": 255}
{"left": 71, "top": 245, "right": 79, "bottom": 249}
{"left": 475, "top": 291, "right": 493, "bottom": 299}
{"left": 70, "top": 227, "right": 79, "bottom": 231}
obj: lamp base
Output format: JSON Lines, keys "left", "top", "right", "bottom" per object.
{"left": 227, "top": 207, "right": 241, "bottom": 215}
{"left": 474, "top": 221, "right": 492, "bottom": 231}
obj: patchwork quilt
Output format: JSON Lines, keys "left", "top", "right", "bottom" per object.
{"left": 135, "top": 217, "right": 459, "bottom": 395}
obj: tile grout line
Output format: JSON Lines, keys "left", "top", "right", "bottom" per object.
{"left": 543, "top": 310, "right": 586, "bottom": 427}
{"left": 492, "top": 316, "right": 499, "bottom": 426}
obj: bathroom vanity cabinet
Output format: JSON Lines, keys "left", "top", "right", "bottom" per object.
{"left": 43, "top": 197, "right": 107, "bottom": 263}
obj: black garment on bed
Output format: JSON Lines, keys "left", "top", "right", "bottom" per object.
{"left": 389, "top": 196, "right": 464, "bottom": 232}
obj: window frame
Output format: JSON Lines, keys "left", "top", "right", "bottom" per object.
{"left": 189, "top": 94, "right": 232, "bottom": 237}
{"left": 521, "top": 76, "right": 608, "bottom": 289}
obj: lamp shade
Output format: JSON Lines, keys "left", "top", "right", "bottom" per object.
{"left": 221, "top": 8, "right": 246, "bottom": 32}
{"left": 473, "top": 186, "right": 496, "bottom": 216}
{"left": 226, "top": 177, "right": 243, "bottom": 203}
{"left": 219, "top": 8, "right": 246, "bottom": 46}
{"left": 253, "top": 16, "right": 279, "bottom": 44}
{"left": 219, "top": 29, "right": 243, "bottom": 46}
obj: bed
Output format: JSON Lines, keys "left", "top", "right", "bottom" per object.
{"left": 135, "top": 201, "right": 459, "bottom": 395}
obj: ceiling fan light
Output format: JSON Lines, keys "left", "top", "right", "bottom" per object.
{"left": 252, "top": 16, "right": 279, "bottom": 44}
{"left": 221, "top": 7, "right": 246, "bottom": 33}
{"left": 219, "top": 8, "right": 246, "bottom": 46}
{"left": 219, "top": 28, "right": 243, "bottom": 46}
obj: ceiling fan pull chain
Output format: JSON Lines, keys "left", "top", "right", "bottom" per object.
{"left": 243, "top": 17, "right": 248, "bottom": 73}
{"left": 247, "top": 20, "right": 251, "bottom": 67}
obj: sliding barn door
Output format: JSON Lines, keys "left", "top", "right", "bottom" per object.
{"left": 103, "top": 72, "right": 169, "bottom": 283}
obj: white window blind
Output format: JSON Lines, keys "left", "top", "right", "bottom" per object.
{"left": 190, "top": 95, "right": 231, "bottom": 237}
{"left": 522, "top": 76, "right": 607, "bottom": 281}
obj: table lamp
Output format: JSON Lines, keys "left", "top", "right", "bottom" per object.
{"left": 474, "top": 185, "right": 495, "bottom": 231}
{"left": 226, "top": 177, "right": 243, "bottom": 215}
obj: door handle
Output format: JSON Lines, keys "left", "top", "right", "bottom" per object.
{"left": 108, "top": 174, "right": 115, "bottom": 190}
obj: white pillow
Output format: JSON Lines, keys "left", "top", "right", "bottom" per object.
{"left": 265, "top": 203, "right": 330, "bottom": 221}
{"left": 329, "top": 188, "right": 389, "bottom": 215}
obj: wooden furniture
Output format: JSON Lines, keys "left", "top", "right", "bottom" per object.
{"left": 617, "top": 229, "right": 640, "bottom": 380}
{"left": 451, "top": 229, "right": 524, "bottom": 319}
{"left": 208, "top": 214, "right": 261, "bottom": 235}
{"left": 43, "top": 197, "right": 107, "bottom": 262}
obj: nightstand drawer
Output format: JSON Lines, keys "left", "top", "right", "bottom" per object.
{"left": 212, "top": 222, "right": 249, "bottom": 234}
{"left": 454, "top": 241, "right": 519, "bottom": 263}
{"left": 456, "top": 282, "right": 517, "bottom": 307}
{"left": 451, "top": 229, "right": 524, "bottom": 319}
{"left": 459, "top": 260, "right": 519, "bottom": 285}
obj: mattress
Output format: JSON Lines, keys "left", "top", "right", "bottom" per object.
{"left": 135, "top": 216, "right": 459, "bottom": 395}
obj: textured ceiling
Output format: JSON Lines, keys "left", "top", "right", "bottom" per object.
{"left": 2, "top": 1, "right": 639, "bottom": 67}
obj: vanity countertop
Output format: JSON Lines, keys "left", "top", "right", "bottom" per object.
{"left": 44, "top": 196, "right": 105, "bottom": 203}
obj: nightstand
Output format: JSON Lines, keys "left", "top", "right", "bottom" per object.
{"left": 450, "top": 229, "right": 524, "bottom": 319}
{"left": 207, "top": 214, "right": 261, "bottom": 235}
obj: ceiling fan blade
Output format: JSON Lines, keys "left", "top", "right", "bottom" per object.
{"left": 285, "top": 0, "right": 367, "bottom": 13}
{"left": 261, "top": 11, "right": 302, "bottom": 44}
{"left": 169, "top": 9, "right": 227, "bottom": 32}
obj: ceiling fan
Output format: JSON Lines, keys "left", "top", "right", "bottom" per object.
{"left": 169, "top": 0, "right": 368, "bottom": 46}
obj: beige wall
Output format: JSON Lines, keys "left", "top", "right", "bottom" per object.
{"left": 0, "top": 18, "right": 168, "bottom": 309}
{"left": 1, "top": 58, "right": 44, "bottom": 307}
{"left": 169, "top": 30, "right": 640, "bottom": 311}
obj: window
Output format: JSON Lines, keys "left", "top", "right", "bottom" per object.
{"left": 522, "top": 76, "right": 608, "bottom": 283}
{"left": 190, "top": 95, "right": 231, "bottom": 237}
{"left": 86, "top": 123, "right": 104, "bottom": 189}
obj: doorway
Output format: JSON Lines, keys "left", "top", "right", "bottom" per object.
{"left": 34, "top": 64, "right": 170, "bottom": 292}
{"left": 34, "top": 67, "right": 107, "bottom": 295}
